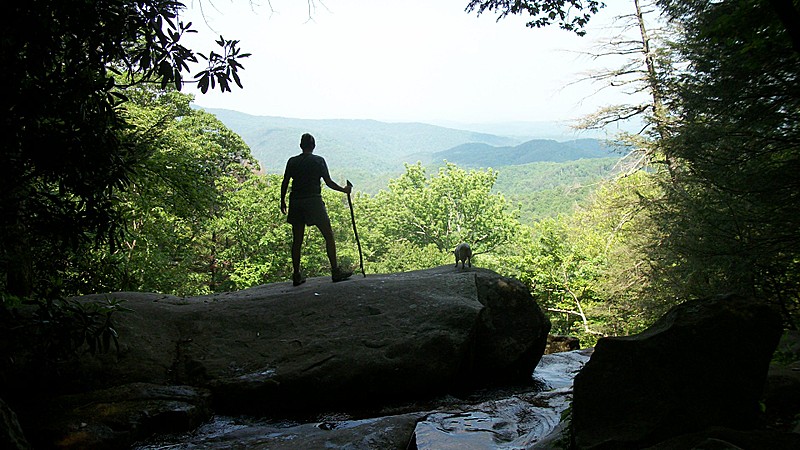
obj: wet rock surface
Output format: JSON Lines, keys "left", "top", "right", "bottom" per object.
{"left": 137, "top": 413, "right": 423, "bottom": 450}
{"left": 412, "top": 350, "right": 592, "bottom": 449}
{"left": 133, "top": 349, "right": 593, "bottom": 449}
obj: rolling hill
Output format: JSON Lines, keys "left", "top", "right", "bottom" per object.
{"left": 200, "top": 108, "right": 521, "bottom": 174}
{"left": 428, "top": 138, "right": 622, "bottom": 168}
{"left": 199, "top": 108, "right": 626, "bottom": 211}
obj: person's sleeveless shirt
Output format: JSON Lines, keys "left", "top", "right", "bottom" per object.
{"left": 286, "top": 153, "right": 329, "bottom": 199}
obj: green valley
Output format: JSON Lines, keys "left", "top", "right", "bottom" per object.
{"left": 201, "top": 108, "right": 625, "bottom": 221}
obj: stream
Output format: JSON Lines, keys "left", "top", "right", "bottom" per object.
{"left": 135, "top": 349, "right": 591, "bottom": 449}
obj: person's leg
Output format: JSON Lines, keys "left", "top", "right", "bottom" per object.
{"left": 317, "top": 221, "right": 352, "bottom": 282}
{"left": 291, "top": 222, "right": 305, "bottom": 284}
{"left": 316, "top": 220, "right": 337, "bottom": 270}
{"left": 307, "top": 198, "right": 350, "bottom": 282}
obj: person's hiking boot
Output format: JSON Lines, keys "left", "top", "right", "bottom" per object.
{"left": 292, "top": 272, "right": 306, "bottom": 286}
{"left": 331, "top": 266, "right": 352, "bottom": 282}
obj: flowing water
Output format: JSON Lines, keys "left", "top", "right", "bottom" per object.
{"left": 135, "top": 349, "right": 591, "bottom": 449}
{"left": 413, "top": 349, "right": 591, "bottom": 449}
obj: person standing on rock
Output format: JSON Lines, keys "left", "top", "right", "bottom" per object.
{"left": 281, "top": 133, "right": 353, "bottom": 286}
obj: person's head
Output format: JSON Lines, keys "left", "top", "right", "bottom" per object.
{"left": 300, "top": 133, "right": 316, "bottom": 152}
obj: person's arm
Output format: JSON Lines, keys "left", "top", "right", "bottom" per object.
{"left": 323, "top": 174, "right": 351, "bottom": 194}
{"left": 280, "top": 163, "right": 291, "bottom": 214}
{"left": 321, "top": 159, "right": 351, "bottom": 194}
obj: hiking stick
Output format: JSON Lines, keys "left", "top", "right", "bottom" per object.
{"left": 346, "top": 180, "right": 366, "bottom": 277}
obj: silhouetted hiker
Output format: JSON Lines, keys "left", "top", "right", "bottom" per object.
{"left": 281, "top": 133, "right": 353, "bottom": 286}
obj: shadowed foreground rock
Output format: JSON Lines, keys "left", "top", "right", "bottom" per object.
{"left": 0, "top": 398, "right": 30, "bottom": 450}
{"left": 11, "top": 266, "right": 550, "bottom": 448}
{"left": 37, "top": 383, "right": 212, "bottom": 449}
{"left": 764, "top": 330, "right": 800, "bottom": 430}
{"left": 571, "top": 293, "right": 786, "bottom": 449}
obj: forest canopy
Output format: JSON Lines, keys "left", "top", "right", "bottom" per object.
{"left": 1, "top": 0, "right": 249, "bottom": 297}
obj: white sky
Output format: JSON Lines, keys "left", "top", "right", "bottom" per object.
{"left": 181, "top": 0, "right": 642, "bottom": 125}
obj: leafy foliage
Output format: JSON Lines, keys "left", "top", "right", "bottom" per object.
{"left": 465, "top": 0, "right": 605, "bottom": 36}
{"left": 95, "top": 86, "right": 258, "bottom": 296}
{"left": 365, "top": 163, "right": 521, "bottom": 262}
{"left": 0, "top": 294, "right": 130, "bottom": 402}
{"left": 649, "top": 0, "right": 800, "bottom": 323}
{"left": 30, "top": 297, "right": 130, "bottom": 358}
{"left": 0, "top": 295, "right": 130, "bottom": 388}
{"left": 506, "top": 169, "right": 670, "bottom": 345}
{"left": 1, "top": 0, "right": 250, "bottom": 298}
{"left": 495, "top": 157, "right": 622, "bottom": 222}
{"left": 209, "top": 175, "right": 295, "bottom": 290}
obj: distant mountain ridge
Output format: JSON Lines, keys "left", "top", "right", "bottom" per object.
{"left": 199, "top": 108, "right": 520, "bottom": 173}
{"left": 432, "top": 138, "right": 621, "bottom": 168}
{"left": 198, "top": 107, "right": 624, "bottom": 193}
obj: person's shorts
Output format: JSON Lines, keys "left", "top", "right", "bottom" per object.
{"left": 287, "top": 195, "right": 331, "bottom": 226}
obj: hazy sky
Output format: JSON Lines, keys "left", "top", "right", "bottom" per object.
{"left": 181, "top": 0, "right": 642, "bottom": 127}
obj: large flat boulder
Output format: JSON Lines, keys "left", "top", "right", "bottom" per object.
{"left": 571, "top": 294, "right": 783, "bottom": 449}
{"left": 21, "top": 266, "right": 549, "bottom": 419}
